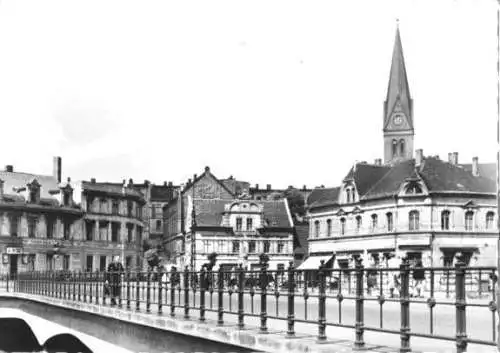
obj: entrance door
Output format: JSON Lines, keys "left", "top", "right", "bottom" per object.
{"left": 9, "top": 255, "right": 18, "bottom": 279}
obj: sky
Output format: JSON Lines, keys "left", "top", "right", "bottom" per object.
{"left": 0, "top": 0, "right": 497, "bottom": 189}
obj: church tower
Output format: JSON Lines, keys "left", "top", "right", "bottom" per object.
{"left": 383, "top": 23, "right": 414, "bottom": 164}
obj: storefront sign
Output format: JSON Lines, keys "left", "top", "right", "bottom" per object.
{"left": 6, "top": 247, "right": 22, "bottom": 255}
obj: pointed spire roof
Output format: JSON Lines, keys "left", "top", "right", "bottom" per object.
{"left": 384, "top": 23, "right": 413, "bottom": 129}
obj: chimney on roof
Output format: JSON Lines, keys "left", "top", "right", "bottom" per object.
{"left": 451, "top": 152, "right": 458, "bottom": 165}
{"left": 128, "top": 178, "right": 133, "bottom": 187}
{"left": 255, "top": 184, "right": 259, "bottom": 190}
{"left": 67, "top": 177, "right": 71, "bottom": 182}
{"left": 288, "top": 185, "right": 293, "bottom": 189}
{"left": 374, "top": 158, "right": 382, "bottom": 166}
{"left": 188, "top": 178, "right": 192, "bottom": 185}
{"left": 303, "top": 185, "right": 307, "bottom": 191}
{"left": 229, "top": 175, "right": 233, "bottom": 180}
{"left": 194, "top": 174, "right": 197, "bottom": 181}
{"left": 144, "top": 180, "right": 150, "bottom": 186}
{"left": 448, "top": 153, "right": 453, "bottom": 164}
{"left": 415, "top": 149, "right": 423, "bottom": 167}
{"left": 168, "top": 181, "right": 173, "bottom": 187}
{"left": 5, "top": 165, "right": 13, "bottom": 173}
{"left": 205, "top": 166, "right": 210, "bottom": 172}
{"left": 321, "top": 185, "right": 325, "bottom": 188}
{"left": 53, "top": 157, "right": 62, "bottom": 183}
{"left": 266, "top": 184, "right": 271, "bottom": 191}
{"left": 91, "top": 178, "right": 96, "bottom": 183}
{"left": 472, "top": 157, "right": 480, "bottom": 177}
{"left": 163, "top": 181, "right": 167, "bottom": 186}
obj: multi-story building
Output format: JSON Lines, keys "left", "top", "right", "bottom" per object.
{"left": 303, "top": 26, "right": 497, "bottom": 271}
{"left": 0, "top": 157, "right": 83, "bottom": 276}
{"left": 164, "top": 167, "right": 295, "bottom": 270}
{"left": 71, "top": 178, "right": 147, "bottom": 271}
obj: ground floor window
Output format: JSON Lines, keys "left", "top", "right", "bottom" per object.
{"left": 100, "top": 255, "right": 107, "bottom": 271}
{"left": 86, "top": 255, "right": 93, "bottom": 271}
{"left": 46, "top": 254, "right": 53, "bottom": 271}
{"left": 63, "top": 255, "right": 70, "bottom": 271}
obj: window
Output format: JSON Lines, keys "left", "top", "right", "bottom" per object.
{"left": 47, "top": 254, "right": 54, "bottom": 271}
{"left": 246, "top": 218, "right": 253, "bottom": 231}
{"left": 136, "top": 206, "right": 142, "bottom": 219}
{"left": 405, "top": 183, "right": 422, "bottom": 194}
{"left": 86, "top": 221, "right": 94, "bottom": 241}
{"left": 127, "top": 200, "right": 133, "bottom": 217}
{"left": 441, "top": 211, "right": 450, "bottom": 230}
{"left": 100, "top": 198, "right": 107, "bottom": 213}
{"left": 204, "top": 240, "right": 210, "bottom": 254}
{"left": 10, "top": 214, "right": 19, "bottom": 237}
{"left": 277, "top": 241, "right": 285, "bottom": 254}
{"left": 486, "top": 212, "right": 495, "bottom": 230}
{"left": 399, "top": 139, "right": 405, "bottom": 156}
{"left": 47, "top": 217, "right": 55, "bottom": 239}
{"left": 355, "top": 216, "right": 362, "bottom": 233}
{"left": 371, "top": 214, "right": 378, "bottom": 232}
{"left": 277, "top": 263, "right": 285, "bottom": 274}
{"left": 236, "top": 217, "right": 243, "bottom": 231}
{"left": 111, "top": 223, "right": 119, "bottom": 242}
{"left": 442, "top": 251, "right": 454, "bottom": 267}
{"left": 86, "top": 255, "right": 93, "bottom": 271}
{"left": 87, "top": 196, "right": 94, "bottom": 212}
{"left": 248, "top": 240, "right": 256, "bottom": 253}
{"left": 263, "top": 240, "right": 270, "bottom": 253}
{"left": 63, "top": 192, "right": 70, "bottom": 206}
{"left": 63, "top": 220, "right": 71, "bottom": 240}
{"left": 99, "top": 256, "right": 106, "bottom": 271}
{"left": 137, "top": 227, "right": 143, "bottom": 243}
{"left": 218, "top": 240, "right": 224, "bottom": 253}
{"left": 151, "top": 206, "right": 156, "bottom": 218}
{"left": 63, "top": 255, "right": 70, "bottom": 271}
{"left": 326, "top": 219, "right": 332, "bottom": 236}
{"left": 125, "top": 256, "right": 132, "bottom": 269}
{"left": 127, "top": 224, "right": 133, "bottom": 243}
{"left": 156, "top": 220, "right": 162, "bottom": 231}
{"left": 392, "top": 139, "right": 398, "bottom": 157}
{"left": 232, "top": 240, "right": 240, "bottom": 254}
{"left": 465, "top": 211, "right": 474, "bottom": 231}
{"left": 386, "top": 213, "right": 393, "bottom": 232}
{"left": 409, "top": 211, "right": 419, "bottom": 231}
{"left": 99, "top": 222, "right": 108, "bottom": 241}
{"left": 340, "top": 218, "right": 346, "bottom": 235}
{"left": 27, "top": 254, "right": 35, "bottom": 272}
{"left": 112, "top": 200, "right": 119, "bottom": 215}
{"left": 28, "top": 216, "right": 37, "bottom": 238}
{"left": 346, "top": 189, "right": 351, "bottom": 203}
{"left": 314, "top": 220, "right": 320, "bottom": 237}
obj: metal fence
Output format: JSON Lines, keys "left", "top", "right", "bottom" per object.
{"left": 7, "top": 259, "right": 499, "bottom": 353}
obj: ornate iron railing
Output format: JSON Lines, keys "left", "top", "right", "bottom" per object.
{"left": 5, "top": 261, "right": 499, "bottom": 353}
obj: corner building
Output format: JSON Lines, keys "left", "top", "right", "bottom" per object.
{"left": 304, "top": 26, "right": 497, "bottom": 270}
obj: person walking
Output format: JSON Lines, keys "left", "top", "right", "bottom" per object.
{"left": 106, "top": 255, "right": 124, "bottom": 306}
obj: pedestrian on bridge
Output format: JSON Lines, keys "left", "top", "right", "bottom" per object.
{"left": 105, "top": 255, "right": 124, "bottom": 306}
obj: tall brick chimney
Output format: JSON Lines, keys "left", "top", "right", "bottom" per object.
{"left": 415, "top": 149, "right": 423, "bottom": 167}
{"left": 450, "top": 152, "right": 458, "bottom": 165}
{"left": 53, "top": 156, "right": 62, "bottom": 183}
{"left": 266, "top": 184, "right": 271, "bottom": 191}
{"left": 448, "top": 153, "right": 453, "bottom": 164}
{"left": 5, "top": 165, "right": 13, "bottom": 173}
{"left": 472, "top": 157, "right": 480, "bottom": 177}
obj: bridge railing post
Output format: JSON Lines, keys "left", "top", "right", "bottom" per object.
{"left": 184, "top": 266, "right": 189, "bottom": 319}
{"left": 318, "top": 260, "right": 327, "bottom": 342}
{"left": 82, "top": 271, "right": 87, "bottom": 303}
{"left": 238, "top": 263, "right": 245, "bottom": 329}
{"left": 72, "top": 271, "right": 76, "bottom": 301}
{"left": 95, "top": 270, "right": 99, "bottom": 305}
{"left": 125, "top": 269, "right": 130, "bottom": 310}
{"left": 400, "top": 259, "right": 411, "bottom": 353}
{"left": 199, "top": 266, "right": 206, "bottom": 322}
{"left": 146, "top": 269, "right": 151, "bottom": 313}
{"left": 170, "top": 268, "right": 177, "bottom": 317}
{"left": 158, "top": 267, "right": 163, "bottom": 315}
{"left": 455, "top": 259, "right": 468, "bottom": 353}
{"left": 260, "top": 260, "right": 268, "bottom": 334}
{"left": 287, "top": 261, "right": 295, "bottom": 337}
{"left": 354, "top": 257, "right": 365, "bottom": 349}
{"left": 217, "top": 266, "right": 224, "bottom": 326}
{"left": 102, "top": 270, "right": 107, "bottom": 306}
{"left": 135, "top": 270, "right": 140, "bottom": 312}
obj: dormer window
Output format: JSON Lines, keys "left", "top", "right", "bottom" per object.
{"left": 27, "top": 179, "right": 41, "bottom": 204}
{"left": 405, "top": 183, "right": 422, "bottom": 195}
{"left": 344, "top": 186, "right": 355, "bottom": 204}
{"left": 236, "top": 217, "right": 243, "bottom": 231}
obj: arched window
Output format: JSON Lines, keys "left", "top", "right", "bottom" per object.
{"left": 346, "top": 189, "right": 351, "bottom": 203}
{"left": 326, "top": 219, "right": 332, "bottom": 236}
{"left": 340, "top": 218, "right": 346, "bottom": 235}
{"left": 314, "top": 220, "right": 320, "bottom": 238}
{"left": 465, "top": 211, "right": 474, "bottom": 231}
{"left": 399, "top": 139, "right": 405, "bottom": 156}
{"left": 405, "top": 184, "right": 422, "bottom": 195}
{"left": 386, "top": 212, "right": 393, "bottom": 232}
{"left": 392, "top": 139, "right": 398, "bottom": 157}
{"left": 409, "top": 210, "right": 419, "bottom": 231}
{"left": 355, "top": 216, "right": 362, "bottom": 233}
{"left": 441, "top": 210, "right": 450, "bottom": 230}
{"left": 371, "top": 214, "right": 378, "bottom": 232}
{"left": 486, "top": 212, "right": 495, "bottom": 230}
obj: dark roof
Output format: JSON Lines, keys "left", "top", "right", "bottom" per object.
{"left": 151, "top": 185, "right": 175, "bottom": 202}
{"left": 0, "top": 171, "right": 60, "bottom": 200}
{"left": 82, "top": 181, "right": 145, "bottom": 199}
{"left": 363, "top": 160, "right": 415, "bottom": 199}
{"left": 294, "top": 223, "right": 309, "bottom": 255}
{"left": 419, "top": 158, "right": 495, "bottom": 193}
{"left": 307, "top": 187, "right": 340, "bottom": 208}
{"left": 460, "top": 163, "right": 496, "bottom": 181}
{"left": 221, "top": 179, "right": 250, "bottom": 195}
{"left": 194, "top": 199, "right": 292, "bottom": 228}
{"left": 344, "top": 164, "right": 390, "bottom": 196}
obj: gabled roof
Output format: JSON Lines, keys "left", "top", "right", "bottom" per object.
{"left": 183, "top": 167, "right": 235, "bottom": 198}
{"left": 384, "top": 26, "right": 413, "bottom": 129}
{"left": 193, "top": 199, "right": 293, "bottom": 228}
{"left": 0, "top": 171, "right": 59, "bottom": 200}
{"left": 307, "top": 187, "right": 341, "bottom": 208}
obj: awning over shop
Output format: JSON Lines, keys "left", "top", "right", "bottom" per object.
{"left": 297, "top": 254, "right": 334, "bottom": 270}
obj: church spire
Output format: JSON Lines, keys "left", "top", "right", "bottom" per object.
{"left": 382, "top": 22, "right": 415, "bottom": 165}
{"left": 384, "top": 23, "right": 413, "bottom": 130}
